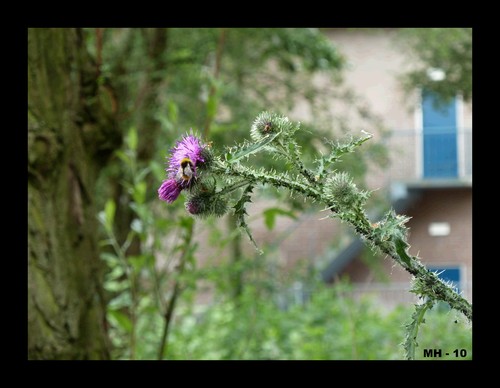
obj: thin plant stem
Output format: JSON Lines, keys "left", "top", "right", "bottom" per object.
{"left": 157, "top": 220, "right": 194, "bottom": 360}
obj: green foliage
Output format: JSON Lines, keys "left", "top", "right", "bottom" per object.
{"left": 396, "top": 28, "right": 472, "bottom": 102}
{"left": 98, "top": 127, "right": 199, "bottom": 359}
{"left": 262, "top": 207, "right": 297, "bottom": 230}
{"left": 164, "top": 279, "right": 471, "bottom": 360}
{"left": 262, "top": 28, "right": 345, "bottom": 73}
{"left": 98, "top": 199, "right": 116, "bottom": 234}
{"left": 412, "top": 309, "right": 472, "bottom": 360}
{"left": 125, "top": 127, "right": 138, "bottom": 151}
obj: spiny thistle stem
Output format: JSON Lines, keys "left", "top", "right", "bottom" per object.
{"left": 216, "top": 179, "right": 253, "bottom": 195}
{"left": 213, "top": 162, "right": 323, "bottom": 200}
{"left": 350, "top": 218, "right": 472, "bottom": 321}
{"left": 275, "top": 140, "right": 317, "bottom": 185}
{"left": 324, "top": 196, "right": 471, "bottom": 321}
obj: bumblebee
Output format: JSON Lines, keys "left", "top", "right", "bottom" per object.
{"left": 177, "top": 157, "right": 194, "bottom": 183}
{"left": 263, "top": 122, "right": 272, "bottom": 133}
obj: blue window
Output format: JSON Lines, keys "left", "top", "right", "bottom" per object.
{"left": 422, "top": 90, "right": 458, "bottom": 178}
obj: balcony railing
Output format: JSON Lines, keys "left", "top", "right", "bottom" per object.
{"left": 386, "top": 128, "right": 472, "bottom": 184}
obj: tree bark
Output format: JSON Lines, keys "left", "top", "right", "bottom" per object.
{"left": 28, "top": 28, "right": 120, "bottom": 359}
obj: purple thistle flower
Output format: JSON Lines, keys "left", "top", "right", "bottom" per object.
{"left": 158, "top": 179, "right": 183, "bottom": 203}
{"left": 158, "top": 132, "right": 211, "bottom": 203}
{"left": 167, "top": 134, "right": 207, "bottom": 178}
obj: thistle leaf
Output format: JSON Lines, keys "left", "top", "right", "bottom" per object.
{"left": 403, "top": 301, "right": 434, "bottom": 360}
{"left": 233, "top": 184, "right": 262, "bottom": 253}
{"left": 228, "top": 132, "right": 281, "bottom": 163}
{"left": 263, "top": 207, "right": 297, "bottom": 230}
{"left": 315, "top": 131, "right": 372, "bottom": 179}
{"left": 395, "top": 237, "right": 412, "bottom": 267}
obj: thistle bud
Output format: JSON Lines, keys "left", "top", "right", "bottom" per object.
{"left": 185, "top": 190, "right": 228, "bottom": 218}
{"left": 185, "top": 193, "right": 209, "bottom": 215}
{"left": 250, "top": 111, "right": 295, "bottom": 142}
{"left": 211, "top": 195, "right": 229, "bottom": 217}
{"left": 324, "top": 172, "right": 359, "bottom": 207}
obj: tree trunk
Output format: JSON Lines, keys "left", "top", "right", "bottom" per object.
{"left": 28, "top": 28, "right": 120, "bottom": 359}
